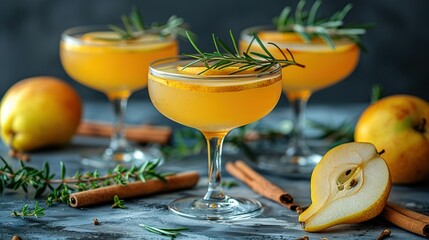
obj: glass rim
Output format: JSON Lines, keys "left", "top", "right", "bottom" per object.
{"left": 240, "top": 25, "right": 357, "bottom": 49}
{"left": 149, "top": 56, "right": 282, "bottom": 81}
{"left": 61, "top": 25, "right": 176, "bottom": 46}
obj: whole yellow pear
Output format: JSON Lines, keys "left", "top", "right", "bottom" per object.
{"left": 0, "top": 76, "right": 82, "bottom": 152}
{"left": 354, "top": 94, "right": 429, "bottom": 184}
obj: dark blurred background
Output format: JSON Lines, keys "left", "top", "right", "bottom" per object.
{"left": 1, "top": 0, "right": 428, "bottom": 104}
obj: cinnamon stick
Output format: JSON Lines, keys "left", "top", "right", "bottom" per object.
{"left": 77, "top": 121, "right": 172, "bottom": 145}
{"left": 225, "top": 160, "right": 300, "bottom": 210}
{"left": 69, "top": 171, "right": 199, "bottom": 208}
{"left": 382, "top": 202, "right": 429, "bottom": 237}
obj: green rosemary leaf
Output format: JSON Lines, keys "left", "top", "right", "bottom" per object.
{"left": 294, "top": 0, "right": 307, "bottom": 25}
{"left": 108, "top": 24, "right": 128, "bottom": 38}
{"left": 229, "top": 30, "right": 240, "bottom": 55}
{"left": 130, "top": 6, "right": 144, "bottom": 32}
{"left": 121, "top": 15, "right": 134, "bottom": 38}
{"left": 255, "top": 64, "right": 275, "bottom": 73}
{"left": 319, "top": 20, "right": 343, "bottom": 28}
{"left": 316, "top": 29, "right": 335, "bottom": 49}
{"left": 307, "top": 0, "right": 322, "bottom": 25}
{"left": 252, "top": 33, "right": 275, "bottom": 59}
{"left": 216, "top": 36, "right": 237, "bottom": 57}
{"left": 334, "top": 3, "right": 353, "bottom": 22}
{"left": 277, "top": 6, "right": 291, "bottom": 31}
{"left": 293, "top": 25, "right": 312, "bottom": 43}
{"left": 60, "top": 162, "right": 66, "bottom": 180}
{"left": 249, "top": 51, "right": 272, "bottom": 60}
{"left": 186, "top": 31, "right": 204, "bottom": 56}
{"left": 244, "top": 35, "right": 256, "bottom": 54}
{"left": 1, "top": 156, "right": 13, "bottom": 173}
{"left": 112, "top": 195, "right": 126, "bottom": 209}
{"left": 221, "top": 181, "right": 239, "bottom": 188}
{"left": 139, "top": 224, "right": 188, "bottom": 238}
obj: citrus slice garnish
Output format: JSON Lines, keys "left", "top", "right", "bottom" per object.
{"left": 81, "top": 31, "right": 123, "bottom": 43}
{"left": 178, "top": 66, "right": 257, "bottom": 75}
{"left": 150, "top": 66, "right": 281, "bottom": 93}
{"left": 257, "top": 31, "right": 357, "bottom": 53}
{"left": 258, "top": 31, "right": 304, "bottom": 43}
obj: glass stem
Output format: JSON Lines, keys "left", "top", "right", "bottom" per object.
{"left": 109, "top": 98, "right": 129, "bottom": 151}
{"left": 290, "top": 97, "right": 310, "bottom": 152}
{"left": 203, "top": 134, "right": 227, "bottom": 201}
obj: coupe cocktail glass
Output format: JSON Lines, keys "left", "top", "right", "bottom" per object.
{"left": 240, "top": 26, "right": 360, "bottom": 177}
{"left": 148, "top": 56, "right": 282, "bottom": 220}
{"left": 60, "top": 26, "right": 178, "bottom": 167}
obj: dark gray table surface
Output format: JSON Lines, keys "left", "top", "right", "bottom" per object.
{"left": 1, "top": 101, "right": 428, "bottom": 240}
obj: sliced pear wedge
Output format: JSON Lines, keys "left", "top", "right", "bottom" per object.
{"left": 299, "top": 142, "right": 392, "bottom": 232}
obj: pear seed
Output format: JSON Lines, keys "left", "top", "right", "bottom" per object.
{"left": 349, "top": 179, "right": 357, "bottom": 188}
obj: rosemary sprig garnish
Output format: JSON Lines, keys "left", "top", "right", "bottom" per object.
{"left": 11, "top": 201, "right": 45, "bottom": 219}
{"left": 139, "top": 223, "right": 189, "bottom": 239}
{"left": 273, "top": 0, "right": 371, "bottom": 49}
{"left": 108, "top": 7, "right": 191, "bottom": 40}
{"left": 0, "top": 156, "right": 167, "bottom": 210}
{"left": 182, "top": 30, "right": 305, "bottom": 75}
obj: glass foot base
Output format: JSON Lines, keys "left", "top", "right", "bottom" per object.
{"left": 81, "top": 146, "right": 163, "bottom": 168}
{"left": 168, "top": 195, "right": 263, "bottom": 220}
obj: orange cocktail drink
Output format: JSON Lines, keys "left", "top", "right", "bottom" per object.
{"left": 148, "top": 57, "right": 282, "bottom": 220}
{"left": 60, "top": 26, "right": 178, "bottom": 167}
{"left": 61, "top": 30, "right": 178, "bottom": 99}
{"left": 241, "top": 29, "right": 359, "bottom": 100}
{"left": 240, "top": 26, "right": 360, "bottom": 176}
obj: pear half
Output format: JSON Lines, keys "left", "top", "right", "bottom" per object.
{"left": 299, "top": 142, "right": 392, "bottom": 232}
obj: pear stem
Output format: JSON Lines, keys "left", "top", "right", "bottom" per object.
{"left": 415, "top": 118, "right": 426, "bottom": 133}
{"left": 377, "top": 149, "right": 386, "bottom": 156}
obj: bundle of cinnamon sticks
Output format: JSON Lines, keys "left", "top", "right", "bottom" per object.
{"left": 76, "top": 121, "right": 172, "bottom": 145}
{"left": 226, "top": 160, "right": 429, "bottom": 237}
{"left": 382, "top": 202, "right": 429, "bottom": 237}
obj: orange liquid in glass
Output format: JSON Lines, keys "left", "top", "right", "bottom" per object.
{"left": 61, "top": 33, "right": 178, "bottom": 99}
{"left": 148, "top": 66, "right": 282, "bottom": 135}
{"left": 240, "top": 32, "right": 359, "bottom": 100}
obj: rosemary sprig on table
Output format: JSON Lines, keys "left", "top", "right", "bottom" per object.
{"left": 108, "top": 7, "right": 191, "bottom": 40}
{"left": 273, "top": 0, "right": 370, "bottom": 49}
{"left": 139, "top": 223, "right": 189, "bottom": 239}
{"left": 11, "top": 201, "right": 45, "bottom": 219}
{"left": 0, "top": 157, "right": 167, "bottom": 209}
{"left": 182, "top": 30, "right": 305, "bottom": 75}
